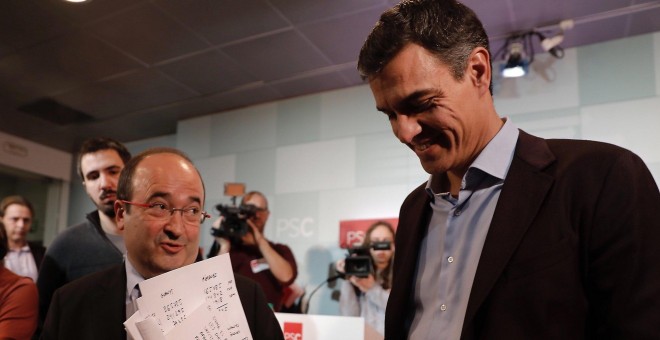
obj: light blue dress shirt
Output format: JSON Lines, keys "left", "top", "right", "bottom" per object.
{"left": 408, "top": 119, "right": 518, "bottom": 340}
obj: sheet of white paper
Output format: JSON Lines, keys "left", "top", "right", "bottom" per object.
{"left": 136, "top": 317, "right": 166, "bottom": 340}
{"left": 164, "top": 302, "right": 249, "bottom": 340}
{"left": 125, "top": 310, "right": 145, "bottom": 340}
{"left": 133, "top": 254, "right": 252, "bottom": 339}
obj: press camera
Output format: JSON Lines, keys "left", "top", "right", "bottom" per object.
{"left": 209, "top": 182, "right": 256, "bottom": 240}
{"left": 344, "top": 241, "right": 391, "bottom": 278}
{"left": 210, "top": 203, "right": 258, "bottom": 239}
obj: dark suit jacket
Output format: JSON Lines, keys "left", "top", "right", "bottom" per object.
{"left": 385, "top": 131, "right": 660, "bottom": 339}
{"left": 28, "top": 241, "right": 46, "bottom": 269}
{"left": 41, "top": 264, "right": 284, "bottom": 340}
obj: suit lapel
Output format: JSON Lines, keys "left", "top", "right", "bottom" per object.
{"left": 387, "top": 184, "right": 432, "bottom": 337}
{"left": 463, "top": 131, "right": 555, "bottom": 330}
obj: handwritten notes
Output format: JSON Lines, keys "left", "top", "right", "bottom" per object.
{"left": 124, "top": 254, "right": 251, "bottom": 340}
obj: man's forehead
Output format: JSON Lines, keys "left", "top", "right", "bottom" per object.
{"left": 245, "top": 195, "right": 267, "bottom": 208}
{"left": 133, "top": 154, "right": 204, "bottom": 200}
{"left": 81, "top": 149, "right": 124, "bottom": 172}
{"left": 4, "top": 204, "right": 31, "bottom": 215}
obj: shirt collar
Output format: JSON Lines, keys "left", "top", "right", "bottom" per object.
{"left": 125, "top": 255, "right": 145, "bottom": 300}
{"left": 425, "top": 118, "right": 519, "bottom": 197}
{"left": 10, "top": 244, "right": 31, "bottom": 253}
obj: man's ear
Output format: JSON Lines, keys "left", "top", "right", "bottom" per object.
{"left": 114, "top": 200, "right": 126, "bottom": 231}
{"left": 467, "top": 47, "right": 491, "bottom": 95}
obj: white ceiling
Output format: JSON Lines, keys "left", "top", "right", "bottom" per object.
{"left": 1, "top": 0, "right": 659, "bottom": 152}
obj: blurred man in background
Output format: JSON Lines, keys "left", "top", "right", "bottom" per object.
{"left": 37, "top": 137, "right": 131, "bottom": 326}
{"left": 0, "top": 195, "right": 45, "bottom": 282}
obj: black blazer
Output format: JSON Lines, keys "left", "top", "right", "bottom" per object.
{"left": 41, "top": 264, "right": 284, "bottom": 340}
{"left": 385, "top": 131, "right": 660, "bottom": 339}
{"left": 28, "top": 241, "right": 46, "bottom": 269}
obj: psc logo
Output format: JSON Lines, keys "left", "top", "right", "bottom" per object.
{"left": 283, "top": 322, "right": 302, "bottom": 340}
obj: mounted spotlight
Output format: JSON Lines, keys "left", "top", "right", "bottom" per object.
{"left": 494, "top": 20, "right": 571, "bottom": 78}
{"left": 501, "top": 41, "right": 529, "bottom": 78}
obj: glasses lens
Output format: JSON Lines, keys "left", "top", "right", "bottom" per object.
{"left": 181, "top": 208, "right": 201, "bottom": 223}
{"left": 149, "top": 204, "right": 170, "bottom": 218}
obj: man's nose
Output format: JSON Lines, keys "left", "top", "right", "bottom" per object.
{"left": 392, "top": 114, "right": 421, "bottom": 144}
{"left": 99, "top": 173, "right": 116, "bottom": 190}
{"left": 164, "top": 213, "right": 186, "bottom": 239}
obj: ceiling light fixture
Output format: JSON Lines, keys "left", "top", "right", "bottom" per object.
{"left": 494, "top": 19, "right": 573, "bottom": 78}
{"left": 501, "top": 40, "right": 528, "bottom": 78}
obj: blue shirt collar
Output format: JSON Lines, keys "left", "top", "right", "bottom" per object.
{"left": 425, "top": 118, "right": 519, "bottom": 197}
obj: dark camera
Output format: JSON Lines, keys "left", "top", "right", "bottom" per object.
{"left": 344, "top": 255, "right": 372, "bottom": 278}
{"left": 344, "top": 246, "right": 371, "bottom": 278}
{"left": 210, "top": 204, "right": 258, "bottom": 239}
{"left": 343, "top": 241, "right": 391, "bottom": 278}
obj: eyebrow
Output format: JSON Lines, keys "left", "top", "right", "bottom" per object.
{"left": 376, "top": 88, "right": 443, "bottom": 114}
{"left": 84, "top": 165, "right": 122, "bottom": 178}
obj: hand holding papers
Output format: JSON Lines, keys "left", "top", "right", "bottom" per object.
{"left": 125, "top": 254, "right": 252, "bottom": 340}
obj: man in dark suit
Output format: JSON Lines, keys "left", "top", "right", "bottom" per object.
{"left": 357, "top": 0, "right": 660, "bottom": 339}
{"left": 0, "top": 195, "right": 46, "bottom": 282}
{"left": 41, "top": 147, "right": 283, "bottom": 340}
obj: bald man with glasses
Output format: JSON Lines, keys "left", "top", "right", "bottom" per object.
{"left": 41, "top": 148, "right": 283, "bottom": 340}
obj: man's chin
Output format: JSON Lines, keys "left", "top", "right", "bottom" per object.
{"left": 420, "top": 159, "right": 448, "bottom": 175}
{"left": 99, "top": 204, "right": 116, "bottom": 218}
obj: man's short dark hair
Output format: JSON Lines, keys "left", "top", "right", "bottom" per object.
{"left": 77, "top": 137, "right": 132, "bottom": 180}
{"left": 117, "top": 147, "right": 203, "bottom": 211}
{"left": 0, "top": 195, "right": 34, "bottom": 218}
{"left": 358, "top": 0, "right": 492, "bottom": 93}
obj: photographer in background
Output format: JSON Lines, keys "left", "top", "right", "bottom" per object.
{"left": 336, "top": 221, "right": 395, "bottom": 336}
{"left": 208, "top": 191, "right": 297, "bottom": 312}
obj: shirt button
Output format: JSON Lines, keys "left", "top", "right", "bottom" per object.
{"left": 440, "top": 304, "right": 447, "bottom": 311}
{"left": 454, "top": 209, "right": 462, "bottom": 216}
{"left": 447, "top": 256, "right": 454, "bottom": 263}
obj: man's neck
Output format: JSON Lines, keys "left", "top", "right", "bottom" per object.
{"left": 98, "top": 210, "right": 122, "bottom": 236}
{"left": 8, "top": 239, "right": 27, "bottom": 250}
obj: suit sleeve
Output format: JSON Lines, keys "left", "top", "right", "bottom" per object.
{"left": 39, "top": 284, "right": 62, "bottom": 340}
{"left": 587, "top": 150, "right": 660, "bottom": 338}
{"left": 235, "top": 274, "right": 284, "bottom": 340}
{"left": 36, "top": 252, "right": 66, "bottom": 328}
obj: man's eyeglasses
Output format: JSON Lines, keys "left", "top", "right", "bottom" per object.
{"left": 120, "top": 200, "right": 210, "bottom": 224}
